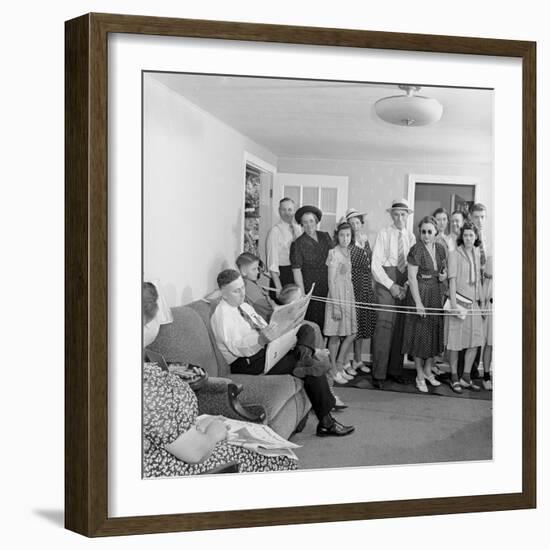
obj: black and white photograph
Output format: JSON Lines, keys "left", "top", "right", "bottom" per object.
{"left": 142, "top": 72, "right": 495, "bottom": 477}
{"left": 3, "top": 0, "right": 545, "bottom": 544}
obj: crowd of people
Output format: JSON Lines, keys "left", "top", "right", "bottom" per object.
{"left": 205, "top": 195, "right": 493, "bottom": 440}
{"left": 142, "top": 195, "right": 494, "bottom": 471}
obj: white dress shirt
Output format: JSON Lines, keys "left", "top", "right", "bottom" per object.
{"left": 210, "top": 299, "right": 268, "bottom": 364}
{"left": 371, "top": 224, "right": 416, "bottom": 290}
{"left": 478, "top": 228, "right": 492, "bottom": 257}
{"left": 265, "top": 219, "right": 303, "bottom": 274}
{"left": 478, "top": 229, "right": 493, "bottom": 300}
{"left": 448, "top": 233, "right": 458, "bottom": 252}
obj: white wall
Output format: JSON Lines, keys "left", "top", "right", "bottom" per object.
{"left": 4, "top": 1, "right": 547, "bottom": 550}
{"left": 146, "top": 76, "right": 494, "bottom": 309}
{"left": 278, "top": 157, "right": 493, "bottom": 244}
{"left": 144, "top": 75, "right": 277, "bottom": 306}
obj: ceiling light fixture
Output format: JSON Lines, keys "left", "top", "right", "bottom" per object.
{"left": 374, "top": 85, "right": 443, "bottom": 127}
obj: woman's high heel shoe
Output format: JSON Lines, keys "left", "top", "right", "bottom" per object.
{"left": 333, "top": 371, "right": 351, "bottom": 385}
{"left": 415, "top": 377, "right": 429, "bottom": 393}
{"left": 345, "top": 365, "right": 358, "bottom": 376}
{"left": 425, "top": 374, "right": 441, "bottom": 387}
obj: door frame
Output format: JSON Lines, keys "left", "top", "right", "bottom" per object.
{"left": 242, "top": 152, "right": 278, "bottom": 258}
{"left": 406, "top": 174, "right": 479, "bottom": 233}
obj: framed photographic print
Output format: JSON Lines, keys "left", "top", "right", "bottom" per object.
{"left": 65, "top": 13, "right": 536, "bottom": 537}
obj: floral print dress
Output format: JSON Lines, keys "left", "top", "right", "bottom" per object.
{"left": 323, "top": 246, "right": 357, "bottom": 337}
{"left": 143, "top": 363, "right": 297, "bottom": 477}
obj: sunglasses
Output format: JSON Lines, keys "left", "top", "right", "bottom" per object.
{"left": 421, "top": 229, "right": 435, "bottom": 235}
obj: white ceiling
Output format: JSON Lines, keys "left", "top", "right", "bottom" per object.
{"left": 152, "top": 73, "right": 493, "bottom": 164}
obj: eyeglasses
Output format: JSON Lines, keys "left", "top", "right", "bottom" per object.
{"left": 421, "top": 229, "right": 434, "bottom": 235}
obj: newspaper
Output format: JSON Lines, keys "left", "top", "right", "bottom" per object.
{"left": 267, "top": 284, "right": 314, "bottom": 339}
{"left": 263, "top": 285, "right": 314, "bottom": 373}
{"left": 196, "top": 415, "right": 301, "bottom": 460}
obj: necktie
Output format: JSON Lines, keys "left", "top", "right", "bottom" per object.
{"left": 238, "top": 306, "right": 264, "bottom": 332}
{"left": 289, "top": 223, "right": 297, "bottom": 240}
{"left": 397, "top": 231, "right": 407, "bottom": 273}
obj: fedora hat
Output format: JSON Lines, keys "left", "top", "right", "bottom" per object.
{"left": 295, "top": 205, "right": 323, "bottom": 224}
{"left": 386, "top": 198, "right": 413, "bottom": 214}
{"left": 344, "top": 207, "right": 367, "bottom": 222}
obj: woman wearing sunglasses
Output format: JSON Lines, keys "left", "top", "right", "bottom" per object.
{"left": 401, "top": 216, "right": 447, "bottom": 393}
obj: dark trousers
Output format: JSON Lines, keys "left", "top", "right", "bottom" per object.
{"left": 270, "top": 265, "right": 294, "bottom": 301}
{"left": 372, "top": 267, "right": 408, "bottom": 381}
{"left": 230, "top": 325, "right": 335, "bottom": 420}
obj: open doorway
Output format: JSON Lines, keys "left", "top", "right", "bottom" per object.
{"left": 407, "top": 175, "right": 477, "bottom": 239}
{"left": 242, "top": 156, "right": 275, "bottom": 263}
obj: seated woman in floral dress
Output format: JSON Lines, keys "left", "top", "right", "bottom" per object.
{"left": 143, "top": 363, "right": 297, "bottom": 477}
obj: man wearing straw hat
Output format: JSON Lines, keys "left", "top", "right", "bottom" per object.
{"left": 370, "top": 199, "right": 416, "bottom": 389}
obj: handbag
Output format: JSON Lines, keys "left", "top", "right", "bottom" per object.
{"left": 443, "top": 292, "right": 473, "bottom": 321}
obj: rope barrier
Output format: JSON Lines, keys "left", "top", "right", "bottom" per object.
{"left": 310, "top": 295, "right": 492, "bottom": 317}
{"left": 261, "top": 284, "right": 493, "bottom": 317}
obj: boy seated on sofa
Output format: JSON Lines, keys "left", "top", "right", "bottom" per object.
{"left": 236, "top": 254, "right": 347, "bottom": 410}
{"left": 236, "top": 252, "right": 323, "bottom": 345}
{"left": 204, "top": 252, "right": 327, "bottom": 359}
{"left": 235, "top": 252, "right": 275, "bottom": 323}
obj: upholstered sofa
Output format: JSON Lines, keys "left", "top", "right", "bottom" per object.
{"left": 147, "top": 299, "right": 312, "bottom": 439}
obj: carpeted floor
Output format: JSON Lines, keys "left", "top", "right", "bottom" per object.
{"left": 290, "top": 386, "right": 493, "bottom": 470}
{"left": 335, "top": 372, "right": 493, "bottom": 400}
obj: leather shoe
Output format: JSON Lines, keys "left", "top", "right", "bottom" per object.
{"left": 332, "top": 403, "right": 348, "bottom": 412}
{"left": 388, "top": 375, "right": 409, "bottom": 385}
{"left": 371, "top": 378, "right": 385, "bottom": 390}
{"left": 316, "top": 419, "right": 355, "bottom": 437}
{"left": 293, "top": 357, "right": 331, "bottom": 378}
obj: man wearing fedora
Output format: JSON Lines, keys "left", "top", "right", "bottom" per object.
{"left": 370, "top": 199, "right": 416, "bottom": 388}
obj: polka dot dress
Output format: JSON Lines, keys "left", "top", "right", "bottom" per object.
{"left": 349, "top": 242, "right": 376, "bottom": 339}
{"left": 401, "top": 242, "right": 446, "bottom": 359}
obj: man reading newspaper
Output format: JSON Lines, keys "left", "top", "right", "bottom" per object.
{"left": 211, "top": 269, "right": 354, "bottom": 438}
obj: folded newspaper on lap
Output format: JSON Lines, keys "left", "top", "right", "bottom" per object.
{"left": 196, "top": 415, "right": 301, "bottom": 460}
{"left": 264, "top": 285, "right": 314, "bottom": 373}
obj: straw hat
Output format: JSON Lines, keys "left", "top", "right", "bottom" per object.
{"left": 386, "top": 198, "right": 413, "bottom": 214}
{"left": 344, "top": 208, "right": 367, "bottom": 222}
